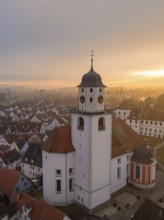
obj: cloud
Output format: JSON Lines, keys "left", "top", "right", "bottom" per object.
{"left": 0, "top": 0, "right": 164, "bottom": 87}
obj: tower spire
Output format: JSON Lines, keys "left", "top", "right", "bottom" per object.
{"left": 90, "top": 50, "right": 95, "bottom": 68}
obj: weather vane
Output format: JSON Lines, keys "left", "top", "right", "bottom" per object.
{"left": 90, "top": 50, "right": 95, "bottom": 68}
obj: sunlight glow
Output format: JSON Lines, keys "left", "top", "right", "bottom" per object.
{"left": 133, "top": 70, "right": 164, "bottom": 77}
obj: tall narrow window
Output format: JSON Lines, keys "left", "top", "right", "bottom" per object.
{"left": 135, "top": 165, "right": 140, "bottom": 179}
{"left": 56, "top": 180, "right": 61, "bottom": 193}
{"left": 118, "top": 158, "right": 121, "bottom": 165}
{"left": 69, "top": 178, "right": 73, "bottom": 192}
{"left": 69, "top": 168, "right": 74, "bottom": 175}
{"left": 117, "top": 167, "right": 121, "bottom": 179}
{"left": 78, "top": 117, "right": 84, "bottom": 131}
{"left": 98, "top": 117, "right": 105, "bottom": 131}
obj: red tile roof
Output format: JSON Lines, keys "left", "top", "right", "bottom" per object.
{"left": 0, "top": 167, "right": 21, "bottom": 197}
{"left": 43, "top": 125, "right": 75, "bottom": 153}
{"left": 43, "top": 118, "right": 144, "bottom": 158}
{"left": 141, "top": 108, "right": 164, "bottom": 121}
{"left": 13, "top": 191, "right": 65, "bottom": 220}
{"left": 3, "top": 134, "right": 18, "bottom": 144}
{"left": 112, "top": 118, "right": 145, "bottom": 158}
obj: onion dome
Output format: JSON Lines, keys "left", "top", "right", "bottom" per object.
{"left": 131, "top": 146, "right": 153, "bottom": 164}
{"left": 78, "top": 66, "right": 106, "bottom": 87}
{"left": 78, "top": 51, "right": 106, "bottom": 87}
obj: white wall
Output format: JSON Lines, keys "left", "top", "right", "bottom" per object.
{"left": 43, "top": 151, "right": 75, "bottom": 206}
{"left": 115, "top": 109, "right": 131, "bottom": 120}
{"left": 111, "top": 153, "right": 131, "bottom": 194}
{"left": 21, "top": 162, "right": 42, "bottom": 179}
{"left": 140, "top": 119, "right": 164, "bottom": 138}
{"left": 78, "top": 87, "right": 105, "bottom": 113}
{"left": 71, "top": 112, "right": 112, "bottom": 209}
{"left": 126, "top": 119, "right": 140, "bottom": 134}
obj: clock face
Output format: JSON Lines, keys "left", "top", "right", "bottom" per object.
{"left": 98, "top": 95, "right": 103, "bottom": 104}
{"left": 80, "top": 95, "right": 85, "bottom": 103}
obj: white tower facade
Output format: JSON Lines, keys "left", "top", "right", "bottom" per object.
{"left": 71, "top": 55, "right": 112, "bottom": 210}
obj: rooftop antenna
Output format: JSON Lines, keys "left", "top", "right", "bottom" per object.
{"left": 90, "top": 50, "right": 95, "bottom": 68}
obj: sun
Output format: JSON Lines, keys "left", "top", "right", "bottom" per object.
{"left": 133, "top": 70, "right": 164, "bottom": 77}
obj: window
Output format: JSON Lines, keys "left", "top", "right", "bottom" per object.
{"left": 160, "top": 122, "right": 162, "bottom": 126}
{"left": 150, "top": 121, "right": 153, "bottom": 125}
{"left": 127, "top": 155, "right": 129, "bottom": 161}
{"left": 149, "top": 128, "right": 152, "bottom": 132}
{"left": 117, "top": 167, "right": 121, "bottom": 179}
{"left": 135, "top": 165, "right": 140, "bottom": 179}
{"left": 118, "top": 158, "right": 121, "bottom": 165}
{"left": 56, "top": 180, "right": 61, "bottom": 193}
{"left": 127, "top": 163, "right": 129, "bottom": 175}
{"left": 155, "top": 122, "right": 157, "bottom": 125}
{"left": 99, "top": 88, "right": 102, "bottom": 92}
{"left": 146, "top": 121, "right": 148, "bottom": 124}
{"left": 82, "top": 88, "right": 84, "bottom": 92}
{"left": 90, "top": 97, "right": 93, "bottom": 102}
{"left": 98, "top": 117, "right": 105, "bottom": 131}
{"left": 78, "top": 117, "right": 84, "bottom": 131}
{"left": 69, "top": 178, "right": 73, "bottom": 192}
{"left": 56, "top": 169, "right": 61, "bottom": 177}
{"left": 69, "top": 168, "right": 73, "bottom": 175}
{"left": 124, "top": 112, "right": 126, "bottom": 115}
{"left": 90, "top": 88, "right": 93, "bottom": 92}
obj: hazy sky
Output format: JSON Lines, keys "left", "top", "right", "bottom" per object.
{"left": 0, "top": 0, "right": 164, "bottom": 89}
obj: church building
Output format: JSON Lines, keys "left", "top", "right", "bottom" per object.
{"left": 42, "top": 54, "right": 156, "bottom": 211}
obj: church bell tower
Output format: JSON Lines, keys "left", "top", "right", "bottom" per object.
{"left": 71, "top": 51, "right": 112, "bottom": 210}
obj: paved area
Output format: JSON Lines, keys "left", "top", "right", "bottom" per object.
{"left": 95, "top": 171, "right": 164, "bottom": 220}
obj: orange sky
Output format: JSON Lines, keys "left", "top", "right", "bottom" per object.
{"left": 0, "top": 1, "right": 164, "bottom": 89}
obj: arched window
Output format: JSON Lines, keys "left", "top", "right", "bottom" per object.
{"left": 98, "top": 117, "right": 105, "bottom": 131}
{"left": 90, "top": 88, "right": 93, "bottom": 92}
{"left": 90, "top": 97, "right": 93, "bottom": 103}
{"left": 78, "top": 117, "right": 84, "bottom": 131}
